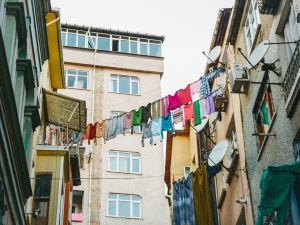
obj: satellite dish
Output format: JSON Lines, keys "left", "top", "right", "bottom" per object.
{"left": 208, "top": 140, "right": 229, "bottom": 167}
{"left": 247, "top": 40, "right": 270, "bottom": 69}
{"left": 193, "top": 118, "right": 208, "bottom": 133}
{"left": 207, "top": 46, "right": 222, "bottom": 64}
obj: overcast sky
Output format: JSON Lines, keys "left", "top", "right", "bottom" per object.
{"left": 51, "top": 0, "right": 234, "bottom": 96}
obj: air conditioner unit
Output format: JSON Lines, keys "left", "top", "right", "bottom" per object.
{"left": 229, "top": 63, "right": 250, "bottom": 93}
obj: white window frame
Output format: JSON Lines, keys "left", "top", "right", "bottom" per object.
{"left": 109, "top": 75, "right": 139, "bottom": 95}
{"left": 65, "top": 69, "right": 89, "bottom": 89}
{"left": 107, "top": 193, "right": 142, "bottom": 219}
{"left": 108, "top": 151, "right": 141, "bottom": 174}
{"left": 184, "top": 165, "right": 192, "bottom": 179}
{"left": 244, "top": 0, "right": 261, "bottom": 54}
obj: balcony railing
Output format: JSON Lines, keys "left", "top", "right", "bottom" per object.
{"left": 283, "top": 42, "right": 300, "bottom": 117}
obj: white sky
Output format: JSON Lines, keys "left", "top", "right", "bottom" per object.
{"left": 51, "top": 0, "right": 234, "bottom": 96}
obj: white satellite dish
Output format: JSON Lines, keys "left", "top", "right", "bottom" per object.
{"left": 208, "top": 140, "right": 229, "bottom": 167}
{"left": 247, "top": 40, "right": 270, "bottom": 69}
{"left": 193, "top": 117, "right": 208, "bottom": 134}
{"left": 207, "top": 46, "right": 222, "bottom": 64}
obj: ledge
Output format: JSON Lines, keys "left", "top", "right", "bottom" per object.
{"left": 16, "top": 59, "right": 35, "bottom": 89}
{"left": 24, "top": 105, "right": 41, "bottom": 131}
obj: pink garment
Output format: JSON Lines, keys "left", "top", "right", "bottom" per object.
{"left": 191, "top": 80, "right": 201, "bottom": 95}
{"left": 168, "top": 91, "right": 180, "bottom": 111}
{"left": 179, "top": 84, "right": 192, "bottom": 106}
{"left": 124, "top": 112, "right": 132, "bottom": 129}
{"left": 183, "top": 103, "right": 194, "bottom": 127}
{"left": 161, "top": 96, "right": 169, "bottom": 117}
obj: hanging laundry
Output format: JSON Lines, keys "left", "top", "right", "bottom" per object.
{"left": 161, "top": 96, "right": 169, "bottom": 117}
{"left": 207, "top": 164, "right": 222, "bottom": 182}
{"left": 200, "top": 76, "right": 211, "bottom": 98}
{"left": 141, "top": 121, "right": 153, "bottom": 147}
{"left": 168, "top": 91, "right": 180, "bottom": 111}
{"left": 116, "top": 115, "right": 124, "bottom": 135}
{"left": 200, "top": 99, "right": 208, "bottom": 118}
{"left": 191, "top": 80, "right": 201, "bottom": 95}
{"left": 179, "top": 84, "right": 192, "bottom": 105}
{"left": 192, "top": 167, "right": 214, "bottom": 225}
{"left": 184, "top": 103, "right": 194, "bottom": 127}
{"left": 132, "top": 107, "right": 143, "bottom": 126}
{"left": 141, "top": 103, "right": 152, "bottom": 124}
{"left": 151, "top": 118, "right": 162, "bottom": 144}
{"left": 161, "top": 114, "right": 174, "bottom": 139}
{"left": 84, "top": 123, "right": 96, "bottom": 144}
{"left": 123, "top": 112, "right": 132, "bottom": 130}
{"left": 151, "top": 100, "right": 161, "bottom": 120}
{"left": 172, "top": 108, "right": 184, "bottom": 124}
{"left": 204, "top": 95, "right": 215, "bottom": 115}
{"left": 104, "top": 119, "right": 113, "bottom": 141}
{"left": 261, "top": 100, "right": 270, "bottom": 125}
{"left": 193, "top": 100, "right": 202, "bottom": 126}
{"left": 96, "top": 121, "right": 104, "bottom": 138}
{"left": 173, "top": 174, "right": 196, "bottom": 225}
{"left": 110, "top": 116, "right": 118, "bottom": 139}
{"left": 206, "top": 67, "right": 221, "bottom": 80}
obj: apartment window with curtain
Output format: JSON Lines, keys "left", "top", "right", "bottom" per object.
{"left": 108, "top": 151, "right": 141, "bottom": 174}
{"left": 109, "top": 75, "right": 139, "bottom": 95}
{"left": 65, "top": 69, "right": 88, "bottom": 89}
{"left": 107, "top": 193, "right": 142, "bottom": 218}
{"left": 33, "top": 174, "right": 51, "bottom": 225}
{"left": 244, "top": 0, "right": 261, "bottom": 54}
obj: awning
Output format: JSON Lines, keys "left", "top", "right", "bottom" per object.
{"left": 43, "top": 89, "right": 87, "bottom": 133}
{"left": 258, "top": 0, "right": 279, "bottom": 15}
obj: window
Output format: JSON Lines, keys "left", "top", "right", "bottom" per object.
{"left": 140, "top": 39, "right": 148, "bottom": 55}
{"left": 72, "top": 191, "right": 83, "bottom": 214}
{"left": 121, "top": 37, "right": 129, "bottom": 53}
{"left": 227, "top": 129, "right": 238, "bottom": 162}
{"left": 109, "top": 75, "right": 139, "bottom": 95}
{"left": 184, "top": 166, "right": 191, "bottom": 178}
{"left": 130, "top": 38, "right": 138, "bottom": 54}
{"left": 108, "top": 151, "right": 141, "bottom": 174}
{"left": 77, "top": 31, "right": 86, "bottom": 48}
{"left": 284, "top": 3, "right": 300, "bottom": 63}
{"left": 65, "top": 69, "right": 88, "bottom": 89}
{"left": 67, "top": 29, "right": 77, "bottom": 47}
{"left": 149, "top": 40, "right": 161, "bottom": 56}
{"left": 61, "top": 29, "right": 67, "bottom": 46}
{"left": 33, "top": 174, "right": 51, "bottom": 225}
{"left": 107, "top": 193, "right": 142, "bottom": 218}
{"left": 98, "top": 34, "right": 110, "bottom": 51}
{"left": 244, "top": 0, "right": 261, "bottom": 54}
{"left": 88, "top": 33, "right": 96, "bottom": 49}
{"left": 253, "top": 77, "right": 275, "bottom": 149}
{"left": 112, "top": 36, "right": 120, "bottom": 52}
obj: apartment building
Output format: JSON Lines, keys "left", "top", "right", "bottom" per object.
{"left": 59, "top": 23, "right": 170, "bottom": 225}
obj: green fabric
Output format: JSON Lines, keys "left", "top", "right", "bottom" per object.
{"left": 192, "top": 166, "right": 214, "bottom": 225}
{"left": 256, "top": 161, "right": 300, "bottom": 225}
{"left": 193, "top": 101, "right": 201, "bottom": 126}
{"left": 132, "top": 108, "right": 142, "bottom": 126}
{"left": 261, "top": 101, "right": 270, "bottom": 125}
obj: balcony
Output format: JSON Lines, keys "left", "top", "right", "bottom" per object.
{"left": 283, "top": 42, "right": 300, "bottom": 118}
{"left": 258, "top": 0, "right": 279, "bottom": 15}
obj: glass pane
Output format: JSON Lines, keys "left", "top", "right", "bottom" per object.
{"left": 132, "top": 195, "right": 141, "bottom": 201}
{"left": 88, "top": 36, "right": 96, "bottom": 49}
{"left": 77, "top": 35, "right": 86, "bottom": 48}
{"left": 67, "top": 69, "right": 77, "bottom": 75}
{"left": 112, "top": 40, "right": 119, "bottom": 51}
{"left": 119, "top": 201, "right": 130, "bottom": 217}
{"left": 109, "top": 151, "right": 118, "bottom": 156}
{"left": 77, "top": 76, "right": 87, "bottom": 89}
{"left": 132, "top": 82, "right": 139, "bottom": 95}
{"left": 61, "top": 32, "right": 66, "bottom": 46}
{"left": 132, "top": 202, "right": 141, "bottom": 218}
{"left": 78, "top": 71, "right": 88, "bottom": 76}
{"left": 98, "top": 37, "right": 110, "bottom": 51}
{"left": 67, "top": 75, "right": 76, "bottom": 88}
{"left": 34, "top": 175, "right": 51, "bottom": 197}
{"left": 132, "top": 152, "right": 140, "bottom": 157}
{"left": 121, "top": 40, "right": 129, "bottom": 53}
{"left": 109, "top": 157, "right": 117, "bottom": 171}
{"left": 119, "top": 194, "right": 130, "bottom": 200}
{"left": 108, "top": 200, "right": 117, "bottom": 216}
{"left": 119, "top": 152, "right": 130, "bottom": 157}
{"left": 119, "top": 157, "right": 130, "bottom": 172}
{"left": 132, "top": 158, "right": 139, "bottom": 173}
{"left": 108, "top": 193, "right": 117, "bottom": 199}
{"left": 67, "top": 32, "right": 76, "bottom": 47}
{"left": 110, "top": 79, "right": 117, "bottom": 92}
{"left": 119, "top": 76, "right": 130, "bottom": 94}
{"left": 130, "top": 41, "right": 137, "bottom": 54}
{"left": 150, "top": 44, "right": 161, "bottom": 56}
{"left": 140, "top": 43, "right": 148, "bottom": 55}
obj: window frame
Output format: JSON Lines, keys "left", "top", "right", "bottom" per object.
{"left": 183, "top": 165, "right": 192, "bottom": 179}
{"left": 65, "top": 69, "right": 89, "bottom": 90}
{"left": 107, "top": 193, "right": 142, "bottom": 219}
{"left": 72, "top": 190, "right": 84, "bottom": 214}
{"left": 108, "top": 151, "right": 141, "bottom": 174}
{"left": 109, "top": 75, "right": 139, "bottom": 95}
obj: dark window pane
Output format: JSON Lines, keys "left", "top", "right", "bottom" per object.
{"left": 112, "top": 40, "right": 119, "bottom": 51}
{"left": 67, "top": 32, "right": 77, "bottom": 47}
{"left": 34, "top": 175, "right": 51, "bottom": 197}
{"left": 77, "top": 35, "right": 85, "bottom": 48}
{"left": 130, "top": 42, "right": 137, "bottom": 54}
{"left": 121, "top": 40, "right": 129, "bottom": 53}
{"left": 119, "top": 76, "right": 130, "bottom": 94}
{"left": 98, "top": 38, "right": 110, "bottom": 51}
{"left": 150, "top": 44, "right": 161, "bottom": 56}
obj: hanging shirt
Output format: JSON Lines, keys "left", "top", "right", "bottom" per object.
{"left": 132, "top": 108, "right": 142, "bottom": 126}
{"left": 96, "top": 121, "right": 104, "bottom": 138}
{"left": 179, "top": 84, "right": 192, "bottom": 106}
{"left": 104, "top": 119, "right": 112, "bottom": 141}
{"left": 141, "top": 103, "right": 152, "bottom": 124}
{"left": 191, "top": 80, "right": 201, "bottom": 95}
{"left": 172, "top": 108, "right": 184, "bottom": 124}
{"left": 184, "top": 103, "right": 194, "bottom": 127}
{"left": 200, "top": 76, "right": 211, "bottom": 98}
{"left": 161, "top": 96, "right": 169, "bottom": 117}
{"left": 151, "top": 100, "right": 161, "bottom": 120}
{"left": 110, "top": 116, "right": 118, "bottom": 139}
{"left": 205, "top": 95, "right": 215, "bottom": 115}
{"left": 123, "top": 112, "right": 132, "bottom": 130}
{"left": 141, "top": 121, "right": 153, "bottom": 147}
{"left": 151, "top": 118, "right": 162, "bottom": 145}
{"left": 116, "top": 115, "right": 124, "bottom": 135}
{"left": 200, "top": 99, "right": 208, "bottom": 118}
{"left": 193, "top": 100, "right": 202, "bottom": 126}
{"left": 161, "top": 114, "right": 174, "bottom": 138}
{"left": 168, "top": 91, "right": 180, "bottom": 111}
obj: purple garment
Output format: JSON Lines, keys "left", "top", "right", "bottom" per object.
{"left": 168, "top": 91, "right": 180, "bottom": 111}
{"left": 205, "top": 95, "right": 215, "bottom": 115}
{"left": 161, "top": 97, "right": 169, "bottom": 117}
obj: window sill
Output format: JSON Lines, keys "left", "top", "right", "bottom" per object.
{"left": 66, "top": 87, "right": 91, "bottom": 91}
{"left": 106, "top": 170, "right": 142, "bottom": 175}
{"left": 106, "top": 215, "right": 143, "bottom": 220}
{"left": 108, "top": 91, "right": 141, "bottom": 96}
{"left": 257, "top": 112, "right": 277, "bottom": 161}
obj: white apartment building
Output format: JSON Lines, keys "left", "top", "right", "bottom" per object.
{"left": 58, "top": 23, "right": 170, "bottom": 225}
